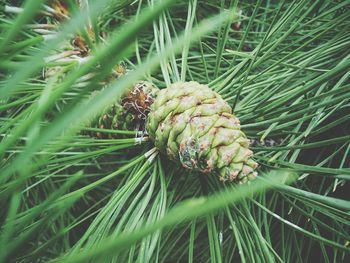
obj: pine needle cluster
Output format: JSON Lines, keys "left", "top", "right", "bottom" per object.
{"left": 0, "top": 0, "right": 349, "bottom": 262}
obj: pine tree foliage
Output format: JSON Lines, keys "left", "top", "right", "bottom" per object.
{"left": 0, "top": 0, "right": 349, "bottom": 262}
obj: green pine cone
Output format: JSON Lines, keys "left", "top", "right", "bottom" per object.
{"left": 146, "top": 81, "right": 258, "bottom": 183}
{"left": 88, "top": 81, "right": 158, "bottom": 138}
{"left": 86, "top": 96, "right": 131, "bottom": 139}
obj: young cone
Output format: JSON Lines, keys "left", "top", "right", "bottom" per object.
{"left": 146, "top": 81, "right": 258, "bottom": 183}
{"left": 87, "top": 81, "right": 158, "bottom": 138}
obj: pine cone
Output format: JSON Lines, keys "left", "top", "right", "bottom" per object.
{"left": 146, "top": 81, "right": 258, "bottom": 183}
{"left": 87, "top": 81, "right": 158, "bottom": 139}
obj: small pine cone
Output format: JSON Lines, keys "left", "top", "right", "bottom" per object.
{"left": 146, "top": 81, "right": 258, "bottom": 183}
{"left": 51, "top": 0, "right": 70, "bottom": 19}
{"left": 87, "top": 81, "right": 158, "bottom": 138}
